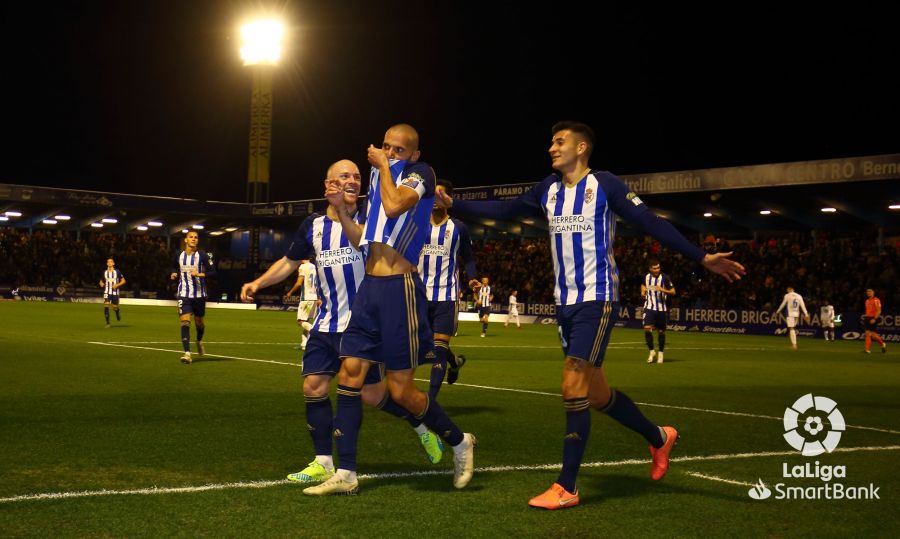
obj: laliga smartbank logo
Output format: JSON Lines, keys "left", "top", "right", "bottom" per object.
{"left": 783, "top": 393, "right": 844, "bottom": 455}
{"left": 747, "top": 394, "right": 880, "bottom": 501}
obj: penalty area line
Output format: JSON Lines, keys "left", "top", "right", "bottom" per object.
{"left": 88, "top": 342, "right": 301, "bottom": 368}
{"left": 3, "top": 445, "right": 897, "bottom": 505}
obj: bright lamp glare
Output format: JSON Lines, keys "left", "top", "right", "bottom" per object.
{"left": 0, "top": 216, "right": 8, "bottom": 221}
{"left": 889, "top": 204, "right": 900, "bottom": 210}
{"left": 192, "top": 224, "right": 205, "bottom": 230}
{"left": 759, "top": 210, "right": 772, "bottom": 215}
{"left": 147, "top": 221, "right": 163, "bottom": 227}
{"left": 102, "top": 218, "right": 118, "bottom": 224}
{"left": 240, "top": 19, "right": 284, "bottom": 65}
{"left": 136, "top": 225, "right": 149, "bottom": 231}
{"left": 225, "top": 227, "right": 238, "bottom": 232}
{"left": 703, "top": 212, "right": 713, "bottom": 217}
{"left": 5, "top": 211, "right": 22, "bottom": 217}
{"left": 91, "top": 223, "right": 103, "bottom": 228}
{"left": 54, "top": 215, "right": 71, "bottom": 220}
{"left": 820, "top": 207, "right": 837, "bottom": 213}
{"left": 42, "top": 219, "right": 58, "bottom": 225}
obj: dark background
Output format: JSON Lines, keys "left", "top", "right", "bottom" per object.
{"left": 1, "top": 1, "right": 896, "bottom": 202}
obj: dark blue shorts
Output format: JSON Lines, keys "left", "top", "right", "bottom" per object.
{"left": 340, "top": 273, "right": 435, "bottom": 371}
{"left": 178, "top": 297, "right": 207, "bottom": 317}
{"left": 428, "top": 300, "right": 458, "bottom": 336}
{"left": 642, "top": 309, "right": 667, "bottom": 330}
{"left": 478, "top": 306, "right": 491, "bottom": 318}
{"left": 557, "top": 301, "right": 618, "bottom": 367}
{"left": 104, "top": 295, "right": 120, "bottom": 305}
{"left": 302, "top": 331, "right": 384, "bottom": 384}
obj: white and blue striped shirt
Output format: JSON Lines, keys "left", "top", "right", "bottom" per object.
{"left": 286, "top": 212, "right": 366, "bottom": 333}
{"left": 103, "top": 269, "right": 124, "bottom": 296}
{"left": 418, "top": 217, "right": 477, "bottom": 302}
{"left": 359, "top": 159, "right": 436, "bottom": 266}
{"left": 452, "top": 170, "right": 706, "bottom": 307}
{"left": 478, "top": 285, "right": 492, "bottom": 307}
{"left": 643, "top": 273, "right": 673, "bottom": 311}
{"left": 174, "top": 251, "right": 213, "bottom": 299}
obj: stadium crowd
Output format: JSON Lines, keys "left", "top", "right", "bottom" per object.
{"left": 1, "top": 226, "right": 897, "bottom": 314}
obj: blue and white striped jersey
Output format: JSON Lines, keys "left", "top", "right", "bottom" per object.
{"left": 643, "top": 273, "right": 673, "bottom": 311}
{"left": 417, "top": 217, "right": 477, "bottom": 302}
{"left": 478, "top": 285, "right": 492, "bottom": 307}
{"left": 286, "top": 212, "right": 366, "bottom": 333}
{"left": 174, "top": 251, "right": 214, "bottom": 299}
{"left": 452, "top": 170, "right": 706, "bottom": 307}
{"left": 359, "top": 159, "right": 436, "bottom": 266}
{"left": 102, "top": 269, "right": 124, "bottom": 296}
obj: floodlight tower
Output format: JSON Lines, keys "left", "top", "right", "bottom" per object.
{"left": 240, "top": 19, "right": 284, "bottom": 204}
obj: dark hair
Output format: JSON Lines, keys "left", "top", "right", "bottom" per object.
{"left": 437, "top": 178, "right": 454, "bottom": 196}
{"left": 552, "top": 121, "right": 595, "bottom": 156}
{"left": 648, "top": 259, "right": 660, "bottom": 268}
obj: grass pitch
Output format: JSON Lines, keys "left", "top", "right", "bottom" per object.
{"left": 1, "top": 301, "right": 898, "bottom": 538}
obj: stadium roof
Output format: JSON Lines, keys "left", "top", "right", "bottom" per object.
{"left": 2, "top": 155, "right": 898, "bottom": 238}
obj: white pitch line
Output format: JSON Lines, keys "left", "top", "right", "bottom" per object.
{"left": 684, "top": 471, "right": 755, "bottom": 487}
{"left": 88, "top": 342, "right": 301, "bottom": 368}
{"left": 91, "top": 341, "right": 900, "bottom": 436}
{"left": 3, "top": 445, "right": 898, "bottom": 505}
{"left": 103, "top": 341, "right": 301, "bottom": 345}
{"left": 439, "top": 380, "right": 900, "bottom": 436}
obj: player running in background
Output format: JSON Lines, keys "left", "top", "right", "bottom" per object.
{"left": 241, "top": 159, "right": 443, "bottom": 485}
{"left": 170, "top": 231, "right": 215, "bottom": 364}
{"left": 304, "top": 124, "right": 476, "bottom": 496}
{"left": 641, "top": 260, "right": 675, "bottom": 364}
{"left": 775, "top": 286, "right": 810, "bottom": 350}
{"left": 505, "top": 290, "right": 521, "bottom": 328}
{"left": 287, "top": 259, "right": 318, "bottom": 350}
{"left": 864, "top": 288, "right": 887, "bottom": 353}
{"left": 438, "top": 120, "right": 744, "bottom": 509}
{"left": 820, "top": 301, "right": 836, "bottom": 341}
{"left": 417, "top": 178, "right": 479, "bottom": 393}
{"left": 100, "top": 257, "right": 125, "bottom": 328}
{"left": 476, "top": 276, "right": 493, "bottom": 337}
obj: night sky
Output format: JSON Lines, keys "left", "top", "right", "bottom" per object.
{"left": 1, "top": 2, "right": 896, "bottom": 203}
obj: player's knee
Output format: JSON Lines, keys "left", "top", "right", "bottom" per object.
{"left": 589, "top": 387, "right": 613, "bottom": 410}
{"left": 360, "top": 384, "right": 385, "bottom": 407}
{"left": 658, "top": 329, "right": 665, "bottom": 335}
{"left": 303, "top": 375, "right": 330, "bottom": 397}
{"left": 180, "top": 320, "right": 190, "bottom": 328}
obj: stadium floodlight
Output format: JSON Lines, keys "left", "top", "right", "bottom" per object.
{"left": 225, "top": 227, "right": 238, "bottom": 232}
{"left": 820, "top": 207, "right": 837, "bottom": 213}
{"left": 54, "top": 215, "right": 71, "bottom": 220}
{"left": 91, "top": 223, "right": 103, "bottom": 228}
{"left": 181, "top": 229, "right": 189, "bottom": 233}
{"left": 889, "top": 204, "right": 900, "bottom": 210}
{"left": 147, "top": 221, "right": 163, "bottom": 227}
{"left": 5, "top": 211, "right": 22, "bottom": 217}
{"left": 42, "top": 219, "right": 58, "bottom": 225}
{"left": 209, "top": 230, "right": 225, "bottom": 236}
{"left": 703, "top": 212, "right": 713, "bottom": 217}
{"left": 240, "top": 19, "right": 285, "bottom": 66}
{"left": 136, "top": 225, "right": 149, "bottom": 231}
{"left": 102, "top": 218, "right": 118, "bottom": 224}
{"left": 759, "top": 210, "right": 772, "bottom": 215}
{"left": 0, "top": 216, "right": 9, "bottom": 221}
{"left": 192, "top": 224, "right": 205, "bottom": 230}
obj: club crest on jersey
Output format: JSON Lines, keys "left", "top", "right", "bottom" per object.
{"left": 315, "top": 230, "right": 323, "bottom": 239}
{"left": 626, "top": 192, "right": 644, "bottom": 206}
{"left": 401, "top": 172, "right": 424, "bottom": 189}
{"left": 445, "top": 229, "right": 452, "bottom": 240}
{"left": 585, "top": 188, "right": 594, "bottom": 203}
